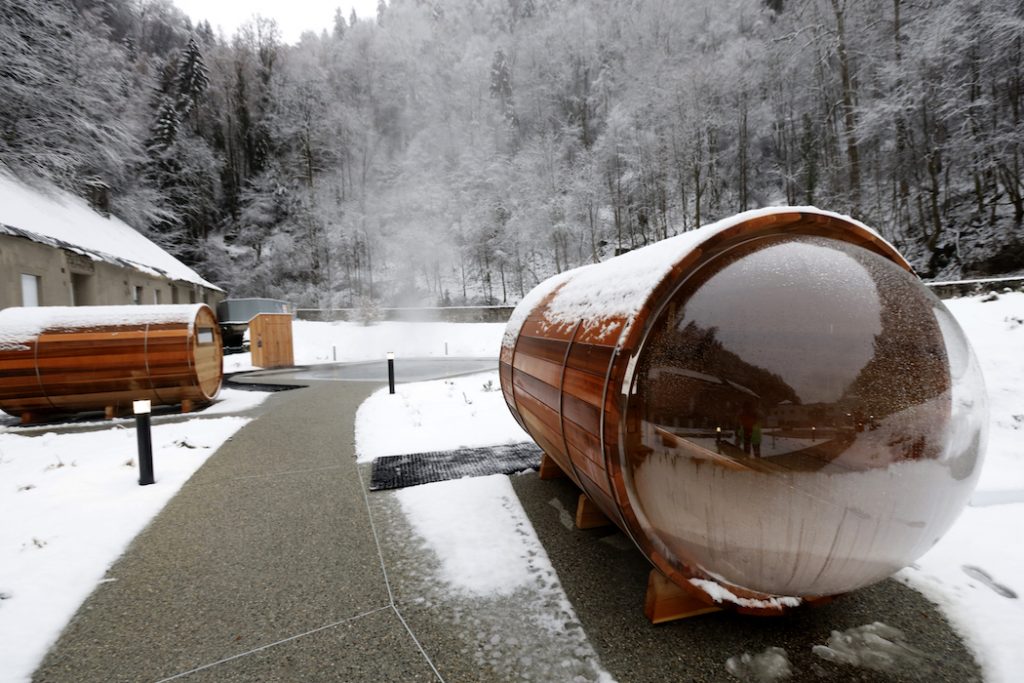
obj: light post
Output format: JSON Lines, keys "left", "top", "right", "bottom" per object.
{"left": 134, "top": 400, "right": 154, "bottom": 486}
{"left": 387, "top": 352, "right": 395, "bottom": 394}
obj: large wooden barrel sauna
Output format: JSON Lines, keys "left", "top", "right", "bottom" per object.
{"left": 500, "top": 207, "right": 988, "bottom": 614}
{"left": 0, "top": 304, "right": 223, "bottom": 422}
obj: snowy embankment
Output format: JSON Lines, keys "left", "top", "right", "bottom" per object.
{"left": 224, "top": 320, "right": 505, "bottom": 373}
{"left": 356, "top": 291, "right": 1024, "bottom": 683}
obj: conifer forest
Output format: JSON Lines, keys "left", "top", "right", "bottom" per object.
{"left": 2, "top": 0, "right": 1023, "bottom": 307}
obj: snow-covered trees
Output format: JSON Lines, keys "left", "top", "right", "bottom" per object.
{"left": 2, "top": 0, "right": 1022, "bottom": 305}
{"left": 0, "top": 1, "right": 141, "bottom": 189}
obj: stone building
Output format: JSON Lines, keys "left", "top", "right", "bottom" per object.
{"left": 0, "top": 173, "right": 223, "bottom": 310}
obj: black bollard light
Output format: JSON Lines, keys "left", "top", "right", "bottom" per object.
{"left": 387, "top": 351, "right": 395, "bottom": 394}
{"left": 134, "top": 399, "right": 155, "bottom": 486}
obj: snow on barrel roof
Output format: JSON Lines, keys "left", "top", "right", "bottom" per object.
{"left": 503, "top": 206, "right": 885, "bottom": 348}
{"left": 0, "top": 304, "right": 207, "bottom": 351}
{"left": 0, "top": 173, "right": 220, "bottom": 290}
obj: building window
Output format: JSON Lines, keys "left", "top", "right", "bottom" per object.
{"left": 154, "top": 289, "right": 162, "bottom": 305}
{"left": 133, "top": 286, "right": 143, "bottom": 305}
{"left": 171, "top": 286, "right": 179, "bottom": 304}
{"left": 21, "top": 274, "right": 41, "bottom": 307}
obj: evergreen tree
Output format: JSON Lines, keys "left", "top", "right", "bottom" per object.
{"left": 175, "top": 36, "right": 210, "bottom": 131}
{"left": 333, "top": 7, "right": 346, "bottom": 39}
{"left": 489, "top": 49, "right": 516, "bottom": 130}
{"left": 149, "top": 97, "right": 180, "bottom": 152}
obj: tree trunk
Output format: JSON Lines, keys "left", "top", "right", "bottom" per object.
{"left": 830, "top": 0, "right": 862, "bottom": 215}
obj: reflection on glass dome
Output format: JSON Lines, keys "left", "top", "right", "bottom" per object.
{"left": 625, "top": 235, "right": 987, "bottom": 597}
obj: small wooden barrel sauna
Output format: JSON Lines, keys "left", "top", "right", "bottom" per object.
{"left": 0, "top": 304, "right": 223, "bottom": 422}
{"left": 501, "top": 207, "right": 988, "bottom": 615}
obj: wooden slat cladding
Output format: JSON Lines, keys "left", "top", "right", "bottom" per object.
{"left": 512, "top": 370, "right": 561, "bottom": 413}
{"left": 513, "top": 335, "right": 569, "bottom": 365}
{"left": 506, "top": 313, "right": 618, "bottom": 529}
{"left": 512, "top": 352, "right": 563, "bottom": 387}
{"left": 250, "top": 313, "right": 293, "bottom": 369}
{"left": 566, "top": 342, "right": 615, "bottom": 376}
{"left": 0, "top": 305, "right": 223, "bottom": 420}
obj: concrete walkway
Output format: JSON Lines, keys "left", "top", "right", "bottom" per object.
{"left": 33, "top": 380, "right": 441, "bottom": 682}
{"left": 33, "top": 377, "right": 982, "bottom": 682}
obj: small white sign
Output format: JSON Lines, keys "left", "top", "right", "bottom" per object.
{"left": 133, "top": 400, "right": 152, "bottom": 415}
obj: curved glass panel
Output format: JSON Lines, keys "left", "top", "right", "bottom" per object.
{"left": 625, "top": 235, "right": 986, "bottom": 597}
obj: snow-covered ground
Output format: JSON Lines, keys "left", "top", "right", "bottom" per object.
{"left": 355, "top": 372, "right": 527, "bottom": 462}
{"left": 893, "top": 292, "right": 1024, "bottom": 682}
{"left": 0, "top": 390, "right": 267, "bottom": 683}
{"left": 355, "top": 291, "right": 1024, "bottom": 683}
{"left": 1, "top": 291, "right": 1021, "bottom": 683}
{"left": 224, "top": 319, "right": 505, "bottom": 373}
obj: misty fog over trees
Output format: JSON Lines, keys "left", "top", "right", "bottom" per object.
{"left": 2, "top": 0, "right": 1023, "bottom": 308}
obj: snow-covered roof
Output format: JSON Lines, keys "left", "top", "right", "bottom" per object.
{"left": 0, "top": 304, "right": 207, "bottom": 351}
{"left": 0, "top": 173, "right": 220, "bottom": 290}
{"left": 503, "top": 206, "right": 888, "bottom": 348}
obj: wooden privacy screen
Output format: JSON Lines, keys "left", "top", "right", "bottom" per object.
{"left": 0, "top": 304, "right": 223, "bottom": 423}
{"left": 250, "top": 313, "right": 294, "bottom": 369}
{"left": 500, "top": 207, "right": 988, "bottom": 613}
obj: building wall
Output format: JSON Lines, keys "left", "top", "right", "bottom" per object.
{"left": 0, "top": 234, "right": 223, "bottom": 310}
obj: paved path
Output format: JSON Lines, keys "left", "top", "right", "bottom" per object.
{"left": 33, "top": 380, "right": 441, "bottom": 682}
{"left": 33, "top": 376, "right": 982, "bottom": 682}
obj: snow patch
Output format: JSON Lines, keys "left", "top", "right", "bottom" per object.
{"left": 354, "top": 371, "right": 527, "bottom": 463}
{"left": 395, "top": 475, "right": 546, "bottom": 596}
{"left": 689, "top": 579, "right": 802, "bottom": 610}
{"left": 896, "top": 502, "right": 1024, "bottom": 683}
{"left": 0, "top": 304, "right": 206, "bottom": 350}
{"left": 725, "top": 646, "right": 792, "bottom": 682}
{"left": 811, "top": 622, "right": 925, "bottom": 674}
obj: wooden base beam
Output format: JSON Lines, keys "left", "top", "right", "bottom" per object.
{"left": 644, "top": 570, "right": 721, "bottom": 624}
{"left": 538, "top": 453, "right": 566, "bottom": 480}
{"left": 575, "top": 493, "right": 612, "bottom": 529}
{"left": 104, "top": 405, "right": 117, "bottom": 420}
{"left": 181, "top": 399, "right": 194, "bottom": 414}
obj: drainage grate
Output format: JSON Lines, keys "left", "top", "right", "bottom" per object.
{"left": 369, "top": 442, "right": 543, "bottom": 491}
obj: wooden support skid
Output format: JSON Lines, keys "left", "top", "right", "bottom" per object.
{"left": 575, "top": 493, "right": 612, "bottom": 530}
{"left": 643, "top": 570, "right": 722, "bottom": 624}
{"left": 538, "top": 453, "right": 566, "bottom": 480}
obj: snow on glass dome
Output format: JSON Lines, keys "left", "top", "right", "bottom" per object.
{"left": 623, "top": 233, "right": 987, "bottom": 597}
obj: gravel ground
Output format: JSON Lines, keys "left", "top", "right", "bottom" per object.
{"left": 511, "top": 473, "right": 982, "bottom": 683}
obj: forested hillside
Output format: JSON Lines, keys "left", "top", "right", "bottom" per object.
{"left": 2, "top": 0, "right": 1022, "bottom": 307}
